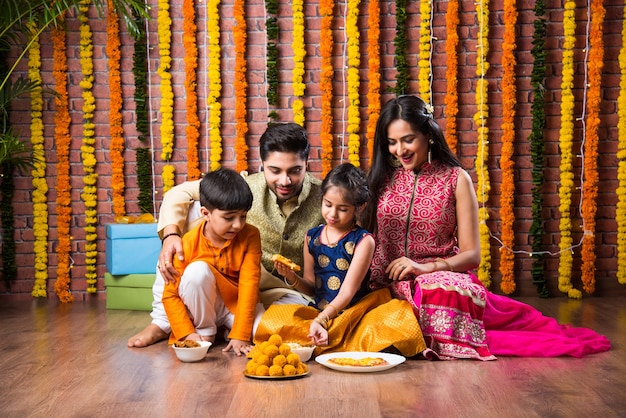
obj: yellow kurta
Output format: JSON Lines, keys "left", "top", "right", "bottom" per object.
{"left": 254, "top": 288, "right": 426, "bottom": 358}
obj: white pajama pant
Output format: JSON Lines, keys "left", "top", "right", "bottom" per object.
{"left": 151, "top": 261, "right": 265, "bottom": 339}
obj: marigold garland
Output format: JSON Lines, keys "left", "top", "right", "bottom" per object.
{"left": 183, "top": 0, "right": 201, "bottom": 180}
{"left": 617, "top": 0, "right": 626, "bottom": 286}
{"left": 158, "top": 0, "right": 175, "bottom": 190}
{"left": 107, "top": 0, "right": 125, "bottom": 217}
{"left": 498, "top": 0, "right": 517, "bottom": 295}
{"left": 475, "top": 0, "right": 491, "bottom": 288}
{"left": 234, "top": 0, "right": 249, "bottom": 173}
{"left": 320, "top": 0, "right": 334, "bottom": 177}
{"left": 444, "top": 0, "right": 459, "bottom": 153}
{"left": 557, "top": 0, "right": 581, "bottom": 298}
{"left": 207, "top": 0, "right": 222, "bottom": 171}
{"left": 79, "top": 0, "right": 98, "bottom": 293}
{"left": 28, "top": 23, "right": 48, "bottom": 298}
{"left": 51, "top": 23, "right": 74, "bottom": 303}
{"left": 418, "top": 0, "right": 432, "bottom": 103}
{"left": 581, "top": 0, "right": 605, "bottom": 295}
{"left": 366, "top": 0, "right": 381, "bottom": 163}
{"left": 346, "top": 0, "right": 361, "bottom": 166}
{"left": 292, "top": 0, "right": 306, "bottom": 126}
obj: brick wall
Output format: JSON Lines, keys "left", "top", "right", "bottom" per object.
{"left": 2, "top": 0, "right": 625, "bottom": 300}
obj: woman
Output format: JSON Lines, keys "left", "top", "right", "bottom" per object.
{"left": 362, "top": 95, "right": 610, "bottom": 360}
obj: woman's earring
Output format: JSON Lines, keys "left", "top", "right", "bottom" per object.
{"left": 428, "top": 139, "right": 434, "bottom": 164}
{"left": 390, "top": 157, "right": 401, "bottom": 167}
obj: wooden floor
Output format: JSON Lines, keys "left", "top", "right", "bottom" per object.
{"left": 0, "top": 296, "right": 624, "bottom": 418}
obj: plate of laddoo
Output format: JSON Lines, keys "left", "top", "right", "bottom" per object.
{"left": 244, "top": 334, "right": 310, "bottom": 379}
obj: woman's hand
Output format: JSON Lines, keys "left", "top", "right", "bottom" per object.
{"left": 223, "top": 339, "right": 253, "bottom": 356}
{"left": 386, "top": 257, "right": 433, "bottom": 280}
{"left": 308, "top": 321, "right": 329, "bottom": 346}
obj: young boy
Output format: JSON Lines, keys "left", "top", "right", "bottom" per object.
{"left": 162, "top": 168, "right": 264, "bottom": 356}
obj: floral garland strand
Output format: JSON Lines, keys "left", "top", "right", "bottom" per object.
{"left": 107, "top": 0, "right": 126, "bottom": 217}
{"left": 444, "top": 0, "right": 459, "bottom": 153}
{"left": 418, "top": 0, "right": 432, "bottom": 103}
{"left": 234, "top": 0, "right": 249, "bottom": 173}
{"left": 475, "top": 0, "right": 491, "bottom": 288}
{"left": 292, "top": 0, "right": 306, "bottom": 126}
{"left": 393, "top": 0, "right": 408, "bottom": 95}
{"left": 131, "top": 8, "right": 155, "bottom": 215}
{"left": 28, "top": 23, "right": 48, "bottom": 298}
{"left": 320, "top": 0, "right": 334, "bottom": 177}
{"left": 79, "top": 0, "right": 98, "bottom": 293}
{"left": 183, "top": 0, "right": 201, "bottom": 180}
{"left": 498, "top": 0, "right": 517, "bottom": 295}
{"left": 157, "top": 0, "right": 175, "bottom": 191}
{"left": 557, "top": 0, "right": 581, "bottom": 298}
{"left": 529, "top": 0, "right": 548, "bottom": 297}
{"left": 266, "top": 0, "right": 279, "bottom": 112}
{"left": 581, "top": 0, "right": 605, "bottom": 295}
{"left": 617, "top": 0, "right": 626, "bottom": 286}
{"left": 51, "top": 23, "right": 74, "bottom": 303}
{"left": 366, "top": 0, "right": 381, "bottom": 162}
{"left": 208, "top": 0, "right": 222, "bottom": 171}
{"left": 346, "top": 0, "right": 361, "bottom": 166}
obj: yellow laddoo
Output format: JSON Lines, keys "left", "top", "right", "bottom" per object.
{"left": 246, "top": 360, "right": 257, "bottom": 375}
{"left": 268, "top": 334, "right": 283, "bottom": 347}
{"left": 255, "top": 353, "right": 271, "bottom": 367}
{"left": 296, "top": 362, "right": 308, "bottom": 374}
{"left": 272, "top": 354, "right": 287, "bottom": 368}
{"left": 278, "top": 343, "right": 292, "bottom": 356}
{"left": 268, "top": 364, "right": 284, "bottom": 377}
{"left": 286, "top": 352, "right": 301, "bottom": 367}
{"left": 283, "top": 364, "right": 297, "bottom": 376}
{"left": 255, "top": 364, "right": 270, "bottom": 376}
{"left": 263, "top": 344, "right": 279, "bottom": 359}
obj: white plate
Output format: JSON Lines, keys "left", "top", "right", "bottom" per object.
{"left": 315, "top": 352, "right": 406, "bottom": 373}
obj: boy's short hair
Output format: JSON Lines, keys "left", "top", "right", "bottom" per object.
{"left": 259, "top": 122, "right": 310, "bottom": 162}
{"left": 199, "top": 168, "right": 253, "bottom": 211}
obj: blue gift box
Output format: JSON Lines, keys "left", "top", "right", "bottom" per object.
{"left": 105, "top": 223, "right": 160, "bottom": 274}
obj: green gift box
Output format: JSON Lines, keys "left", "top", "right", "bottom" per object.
{"left": 104, "top": 272, "right": 155, "bottom": 311}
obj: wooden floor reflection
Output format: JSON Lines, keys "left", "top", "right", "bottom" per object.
{"left": 1, "top": 296, "right": 624, "bottom": 417}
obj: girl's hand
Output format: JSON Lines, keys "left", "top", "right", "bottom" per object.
{"left": 308, "top": 322, "right": 329, "bottom": 346}
{"left": 386, "top": 257, "right": 433, "bottom": 280}
{"left": 223, "top": 339, "right": 253, "bottom": 356}
{"left": 274, "top": 261, "right": 298, "bottom": 285}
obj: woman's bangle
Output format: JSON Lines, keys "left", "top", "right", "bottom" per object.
{"left": 161, "top": 232, "right": 181, "bottom": 245}
{"left": 283, "top": 274, "right": 299, "bottom": 288}
{"left": 436, "top": 257, "right": 454, "bottom": 272}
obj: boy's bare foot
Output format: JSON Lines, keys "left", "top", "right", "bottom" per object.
{"left": 127, "top": 324, "right": 168, "bottom": 348}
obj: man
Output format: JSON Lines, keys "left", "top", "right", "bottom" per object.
{"left": 128, "top": 123, "right": 324, "bottom": 348}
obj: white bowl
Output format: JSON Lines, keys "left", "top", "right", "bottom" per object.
{"left": 171, "top": 341, "right": 212, "bottom": 362}
{"left": 286, "top": 343, "right": 315, "bottom": 362}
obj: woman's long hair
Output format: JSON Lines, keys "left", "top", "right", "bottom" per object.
{"left": 361, "top": 95, "right": 461, "bottom": 234}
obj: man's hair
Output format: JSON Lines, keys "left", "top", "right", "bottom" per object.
{"left": 259, "top": 122, "right": 310, "bottom": 162}
{"left": 199, "top": 168, "right": 253, "bottom": 211}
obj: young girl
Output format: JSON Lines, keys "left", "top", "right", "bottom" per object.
{"left": 275, "top": 162, "right": 374, "bottom": 345}
{"left": 258, "top": 163, "right": 425, "bottom": 356}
